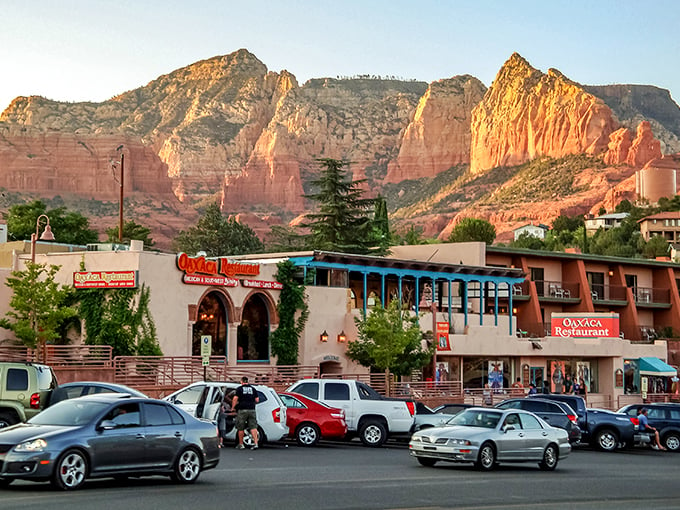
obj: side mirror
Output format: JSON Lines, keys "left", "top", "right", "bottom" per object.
{"left": 98, "top": 420, "right": 117, "bottom": 431}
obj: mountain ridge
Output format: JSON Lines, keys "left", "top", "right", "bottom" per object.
{"left": 1, "top": 49, "right": 678, "bottom": 249}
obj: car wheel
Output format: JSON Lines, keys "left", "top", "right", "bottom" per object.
{"left": 475, "top": 442, "right": 496, "bottom": 471}
{"left": 417, "top": 457, "right": 437, "bottom": 467}
{"left": 0, "top": 411, "right": 18, "bottom": 429}
{"left": 296, "top": 423, "right": 321, "bottom": 447}
{"left": 52, "top": 449, "right": 88, "bottom": 490}
{"left": 243, "top": 427, "right": 266, "bottom": 447}
{"left": 539, "top": 444, "right": 559, "bottom": 471}
{"left": 359, "top": 420, "right": 387, "bottom": 447}
{"left": 594, "top": 429, "right": 619, "bottom": 452}
{"left": 663, "top": 432, "right": 680, "bottom": 452}
{"left": 171, "top": 448, "right": 202, "bottom": 484}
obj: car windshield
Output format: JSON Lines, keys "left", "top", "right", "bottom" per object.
{"left": 28, "top": 399, "right": 110, "bottom": 426}
{"left": 447, "top": 409, "right": 502, "bottom": 429}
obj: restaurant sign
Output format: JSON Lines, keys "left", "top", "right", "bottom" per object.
{"left": 242, "top": 279, "right": 283, "bottom": 290}
{"left": 176, "top": 253, "right": 260, "bottom": 283}
{"left": 182, "top": 274, "right": 238, "bottom": 287}
{"left": 551, "top": 313, "right": 619, "bottom": 338}
{"left": 73, "top": 271, "right": 138, "bottom": 289}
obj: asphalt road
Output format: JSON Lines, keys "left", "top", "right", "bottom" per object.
{"left": 2, "top": 441, "right": 680, "bottom": 510}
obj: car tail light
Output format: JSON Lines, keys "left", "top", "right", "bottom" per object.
{"left": 30, "top": 393, "right": 41, "bottom": 409}
{"left": 567, "top": 414, "right": 578, "bottom": 424}
{"left": 630, "top": 417, "right": 639, "bottom": 429}
{"left": 406, "top": 401, "right": 416, "bottom": 416}
{"left": 272, "top": 407, "right": 281, "bottom": 423}
{"left": 331, "top": 412, "right": 344, "bottom": 420}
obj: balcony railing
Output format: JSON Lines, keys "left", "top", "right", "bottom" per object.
{"left": 634, "top": 286, "right": 671, "bottom": 305}
{"left": 589, "top": 284, "right": 628, "bottom": 302}
{"left": 535, "top": 280, "right": 579, "bottom": 300}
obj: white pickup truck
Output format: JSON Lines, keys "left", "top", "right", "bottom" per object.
{"left": 286, "top": 378, "right": 415, "bottom": 447}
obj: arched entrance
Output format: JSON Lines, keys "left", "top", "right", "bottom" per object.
{"left": 192, "top": 291, "right": 228, "bottom": 355}
{"left": 237, "top": 293, "right": 270, "bottom": 361}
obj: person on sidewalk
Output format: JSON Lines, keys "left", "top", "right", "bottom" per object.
{"left": 638, "top": 408, "right": 666, "bottom": 451}
{"left": 233, "top": 376, "right": 260, "bottom": 449}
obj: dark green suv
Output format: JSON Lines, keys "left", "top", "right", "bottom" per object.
{"left": 0, "top": 362, "right": 58, "bottom": 428}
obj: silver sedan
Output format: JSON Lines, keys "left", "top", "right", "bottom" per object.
{"left": 409, "top": 407, "right": 571, "bottom": 471}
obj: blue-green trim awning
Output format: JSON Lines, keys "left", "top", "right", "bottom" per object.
{"left": 639, "top": 357, "right": 677, "bottom": 377}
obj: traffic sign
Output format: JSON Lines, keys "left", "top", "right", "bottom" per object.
{"left": 200, "top": 335, "right": 212, "bottom": 357}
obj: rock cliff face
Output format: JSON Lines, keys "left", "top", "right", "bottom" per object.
{"left": 385, "top": 76, "right": 486, "bottom": 182}
{"left": 585, "top": 84, "right": 680, "bottom": 153}
{"left": 1, "top": 50, "right": 286, "bottom": 202}
{"left": 469, "top": 53, "right": 618, "bottom": 174}
{"left": 0, "top": 126, "right": 172, "bottom": 197}
{"left": 222, "top": 78, "right": 427, "bottom": 212}
{"left": 603, "top": 120, "right": 662, "bottom": 167}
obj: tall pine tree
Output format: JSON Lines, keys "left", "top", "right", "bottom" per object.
{"left": 300, "top": 158, "right": 381, "bottom": 255}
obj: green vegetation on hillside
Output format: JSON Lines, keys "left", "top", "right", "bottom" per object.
{"left": 478, "top": 154, "right": 604, "bottom": 206}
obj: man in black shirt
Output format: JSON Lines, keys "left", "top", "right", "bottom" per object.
{"left": 232, "top": 376, "right": 260, "bottom": 449}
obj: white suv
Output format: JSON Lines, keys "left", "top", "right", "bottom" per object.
{"left": 164, "top": 381, "right": 288, "bottom": 446}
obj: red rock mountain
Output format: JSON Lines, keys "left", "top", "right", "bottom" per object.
{"left": 1, "top": 50, "right": 678, "bottom": 248}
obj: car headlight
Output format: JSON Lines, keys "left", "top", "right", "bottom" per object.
{"left": 447, "top": 438, "right": 472, "bottom": 446}
{"left": 15, "top": 438, "right": 48, "bottom": 452}
{"left": 410, "top": 435, "right": 422, "bottom": 442}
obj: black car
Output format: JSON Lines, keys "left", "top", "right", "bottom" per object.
{"left": 0, "top": 393, "right": 219, "bottom": 490}
{"left": 618, "top": 403, "right": 680, "bottom": 451}
{"left": 528, "top": 393, "right": 635, "bottom": 451}
{"left": 495, "top": 398, "right": 582, "bottom": 444}
{"left": 47, "top": 381, "right": 147, "bottom": 407}
{"left": 432, "top": 403, "right": 474, "bottom": 415}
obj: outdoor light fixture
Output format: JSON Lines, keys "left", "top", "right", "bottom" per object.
{"left": 320, "top": 330, "right": 328, "bottom": 342}
{"left": 512, "top": 307, "right": 518, "bottom": 314}
{"left": 337, "top": 330, "right": 346, "bottom": 342}
{"left": 30, "top": 214, "right": 55, "bottom": 264}
{"left": 608, "top": 269, "right": 614, "bottom": 277}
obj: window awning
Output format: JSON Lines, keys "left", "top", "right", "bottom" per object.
{"left": 639, "top": 357, "right": 677, "bottom": 377}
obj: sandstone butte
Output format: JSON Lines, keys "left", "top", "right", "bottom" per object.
{"left": 0, "top": 49, "right": 677, "bottom": 249}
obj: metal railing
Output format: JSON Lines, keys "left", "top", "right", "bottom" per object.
{"left": 535, "top": 280, "right": 579, "bottom": 299}
{"left": 113, "top": 356, "right": 320, "bottom": 395}
{"left": 589, "top": 284, "right": 627, "bottom": 302}
{"left": 0, "top": 344, "right": 113, "bottom": 366}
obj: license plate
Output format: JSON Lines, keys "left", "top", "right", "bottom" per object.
{"left": 423, "top": 446, "right": 437, "bottom": 451}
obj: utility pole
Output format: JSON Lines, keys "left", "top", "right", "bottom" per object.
{"left": 118, "top": 152, "right": 124, "bottom": 243}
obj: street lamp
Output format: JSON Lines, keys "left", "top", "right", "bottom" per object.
{"left": 111, "top": 144, "right": 125, "bottom": 243}
{"left": 30, "top": 214, "right": 55, "bottom": 264}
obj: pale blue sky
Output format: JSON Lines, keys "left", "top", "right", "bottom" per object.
{"left": 1, "top": 0, "right": 678, "bottom": 112}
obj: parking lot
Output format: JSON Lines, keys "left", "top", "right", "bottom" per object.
{"left": 2, "top": 440, "right": 679, "bottom": 510}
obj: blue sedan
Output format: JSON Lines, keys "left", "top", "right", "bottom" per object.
{"left": 0, "top": 393, "right": 220, "bottom": 490}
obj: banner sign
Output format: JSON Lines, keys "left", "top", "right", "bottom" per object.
{"left": 551, "top": 313, "right": 619, "bottom": 338}
{"left": 73, "top": 271, "right": 138, "bottom": 289}
{"left": 436, "top": 322, "right": 450, "bottom": 351}
{"left": 182, "top": 274, "right": 238, "bottom": 287}
{"left": 242, "top": 279, "right": 283, "bottom": 290}
{"left": 176, "top": 253, "right": 260, "bottom": 279}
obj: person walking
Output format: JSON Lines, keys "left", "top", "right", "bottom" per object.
{"left": 233, "top": 376, "right": 260, "bottom": 449}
